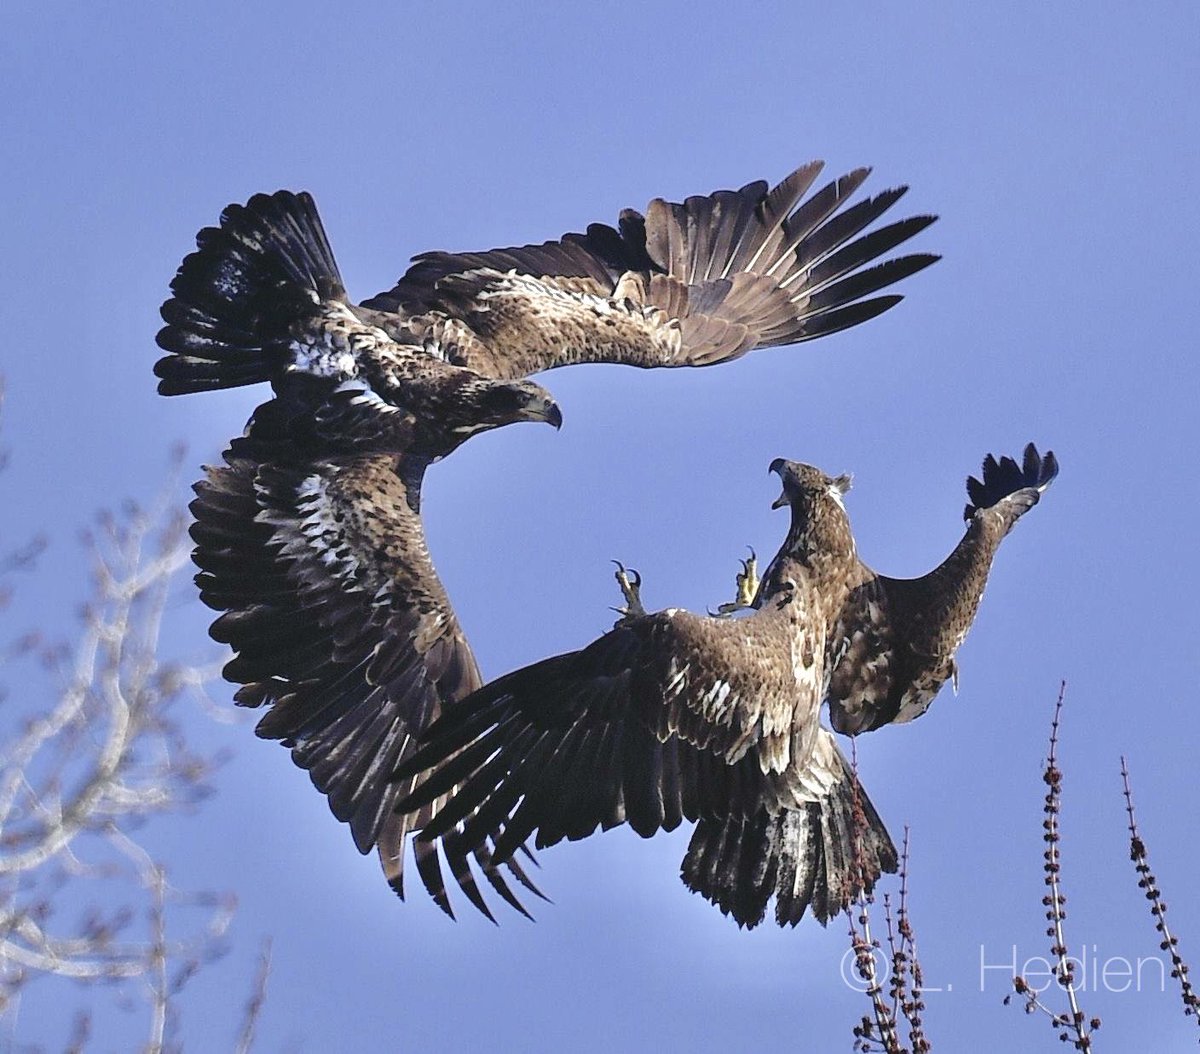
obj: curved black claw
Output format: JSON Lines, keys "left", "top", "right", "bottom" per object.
{"left": 611, "top": 560, "right": 646, "bottom": 624}
{"left": 611, "top": 559, "right": 642, "bottom": 590}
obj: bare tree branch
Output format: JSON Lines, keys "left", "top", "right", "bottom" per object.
{"left": 0, "top": 385, "right": 259, "bottom": 1044}
{"left": 1121, "top": 757, "right": 1200, "bottom": 1030}
{"left": 846, "top": 741, "right": 907, "bottom": 1054}
{"left": 235, "top": 939, "right": 273, "bottom": 1054}
{"left": 1010, "top": 683, "right": 1101, "bottom": 1049}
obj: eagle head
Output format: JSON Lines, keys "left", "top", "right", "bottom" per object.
{"left": 769, "top": 459, "right": 852, "bottom": 511}
{"left": 769, "top": 458, "right": 856, "bottom": 560}
{"left": 477, "top": 380, "right": 563, "bottom": 430}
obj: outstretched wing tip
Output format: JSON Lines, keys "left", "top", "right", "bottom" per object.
{"left": 367, "top": 160, "right": 937, "bottom": 377}
{"left": 964, "top": 442, "right": 1059, "bottom": 520}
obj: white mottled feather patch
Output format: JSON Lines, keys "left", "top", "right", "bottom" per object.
{"left": 289, "top": 339, "right": 358, "bottom": 379}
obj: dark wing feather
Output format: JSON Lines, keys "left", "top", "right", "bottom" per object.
{"left": 964, "top": 442, "right": 1059, "bottom": 521}
{"left": 825, "top": 573, "right": 903, "bottom": 735}
{"left": 367, "top": 222, "right": 654, "bottom": 315}
{"left": 190, "top": 443, "right": 534, "bottom": 915}
{"left": 394, "top": 607, "right": 829, "bottom": 866}
{"left": 395, "top": 608, "right": 894, "bottom": 929}
{"left": 363, "top": 162, "right": 937, "bottom": 380}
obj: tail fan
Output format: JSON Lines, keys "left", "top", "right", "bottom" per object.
{"left": 155, "top": 191, "right": 345, "bottom": 395}
{"left": 680, "top": 768, "right": 897, "bottom": 929}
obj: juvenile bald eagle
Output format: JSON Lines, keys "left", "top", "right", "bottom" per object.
{"left": 396, "top": 445, "right": 1058, "bottom": 927}
{"left": 160, "top": 162, "right": 938, "bottom": 913}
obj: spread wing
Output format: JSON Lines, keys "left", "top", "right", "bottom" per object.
{"left": 393, "top": 604, "right": 837, "bottom": 865}
{"left": 827, "top": 444, "right": 1059, "bottom": 735}
{"left": 364, "top": 161, "right": 938, "bottom": 380}
{"left": 190, "top": 439, "right": 538, "bottom": 918}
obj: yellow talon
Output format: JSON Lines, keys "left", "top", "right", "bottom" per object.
{"left": 713, "top": 547, "right": 759, "bottom": 616}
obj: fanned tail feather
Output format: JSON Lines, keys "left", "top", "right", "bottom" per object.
{"left": 155, "top": 191, "right": 345, "bottom": 395}
{"left": 680, "top": 776, "right": 897, "bottom": 929}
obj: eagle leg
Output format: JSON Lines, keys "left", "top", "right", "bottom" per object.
{"left": 712, "top": 547, "right": 759, "bottom": 617}
{"left": 611, "top": 561, "right": 646, "bottom": 625}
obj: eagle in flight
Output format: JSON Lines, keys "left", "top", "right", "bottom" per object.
{"left": 157, "top": 162, "right": 938, "bottom": 916}
{"left": 396, "top": 445, "right": 1058, "bottom": 927}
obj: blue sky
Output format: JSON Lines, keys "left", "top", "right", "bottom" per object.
{"left": 3, "top": 1, "right": 1199, "bottom": 1050}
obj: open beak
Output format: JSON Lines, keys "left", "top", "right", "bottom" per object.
{"left": 768, "top": 457, "right": 788, "bottom": 509}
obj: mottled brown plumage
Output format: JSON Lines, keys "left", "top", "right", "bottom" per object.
{"left": 157, "top": 162, "right": 937, "bottom": 914}
{"left": 155, "top": 162, "right": 937, "bottom": 420}
{"left": 396, "top": 445, "right": 1057, "bottom": 927}
{"left": 189, "top": 443, "right": 541, "bottom": 917}
{"left": 825, "top": 444, "right": 1059, "bottom": 734}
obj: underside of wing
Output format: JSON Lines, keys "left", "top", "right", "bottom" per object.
{"left": 825, "top": 575, "right": 905, "bottom": 735}
{"left": 837, "top": 444, "right": 1061, "bottom": 732}
{"left": 190, "top": 439, "right": 537, "bottom": 919}
{"left": 828, "top": 560, "right": 973, "bottom": 734}
{"left": 362, "top": 161, "right": 937, "bottom": 379}
{"left": 393, "top": 613, "right": 777, "bottom": 858}
{"left": 394, "top": 609, "right": 896, "bottom": 928}
{"left": 394, "top": 608, "right": 818, "bottom": 860}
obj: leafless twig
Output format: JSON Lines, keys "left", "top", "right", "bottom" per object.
{"left": 1120, "top": 756, "right": 1200, "bottom": 1030}
{"left": 883, "top": 831, "right": 930, "bottom": 1053}
{"left": 1010, "top": 683, "right": 1099, "bottom": 1049}
{"left": 847, "top": 741, "right": 904, "bottom": 1054}
{"left": 235, "top": 938, "right": 273, "bottom": 1054}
